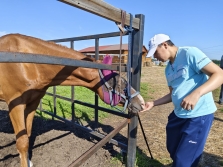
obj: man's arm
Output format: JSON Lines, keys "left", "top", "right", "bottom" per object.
{"left": 181, "top": 62, "right": 223, "bottom": 110}
{"left": 199, "top": 62, "right": 223, "bottom": 94}
{"left": 140, "top": 87, "right": 172, "bottom": 112}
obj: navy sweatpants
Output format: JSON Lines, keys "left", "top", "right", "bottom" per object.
{"left": 219, "top": 84, "right": 223, "bottom": 104}
{"left": 166, "top": 111, "right": 214, "bottom": 167}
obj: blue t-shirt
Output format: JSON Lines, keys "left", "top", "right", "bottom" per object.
{"left": 165, "top": 47, "right": 217, "bottom": 118}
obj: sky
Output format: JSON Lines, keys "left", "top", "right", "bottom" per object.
{"left": 0, "top": 0, "right": 223, "bottom": 60}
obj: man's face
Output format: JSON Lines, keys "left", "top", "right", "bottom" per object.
{"left": 154, "top": 43, "right": 170, "bottom": 62}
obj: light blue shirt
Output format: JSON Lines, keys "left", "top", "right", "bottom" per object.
{"left": 165, "top": 47, "right": 217, "bottom": 118}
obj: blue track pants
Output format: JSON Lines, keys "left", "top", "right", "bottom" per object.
{"left": 166, "top": 111, "right": 214, "bottom": 167}
{"left": 219, "top": 84, "right": 223, "bottom": 104}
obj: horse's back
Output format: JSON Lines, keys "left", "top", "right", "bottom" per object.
{"left": 0, "top": 33, "right": 86, "bottom": 59}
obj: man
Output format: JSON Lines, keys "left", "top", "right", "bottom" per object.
{"left": 219, "top": 55, "right": 223, "bottom": 105}
{"left": 141, "top": 34, "right": 223, "bottom": 167}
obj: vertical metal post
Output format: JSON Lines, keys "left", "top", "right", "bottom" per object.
{"left": 70, "top": 41, "right": 74, "bottom": 50}
{"left": 95, "top": 38, "right": 99, "bottom": 60}
{"left": 71, "top": 86, "right": 75, "bottom": 122}
{"left": 39, "top": 99, "right": 43, "bottom": 116}
{"left": 131, "top": 14, "right": 145, "bottom": 91}
{"left": 53, "top": 86, "right": 57, "bottom": 120}
{"left": 127, "top": 14, "right": 145, "bottom": 167}
{"left": 70, "top": 41, "right": 75, "bottom": 122}
{"left": 94, "top": 38, "right": 99, "bottom": 130}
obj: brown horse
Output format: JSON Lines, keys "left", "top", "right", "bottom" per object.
{"left": 0, "top": 34, "right": 145, "bottom": 167}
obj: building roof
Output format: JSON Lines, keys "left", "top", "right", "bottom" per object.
{"left": 78, "top": 44, "right": 148, "bottom": 53}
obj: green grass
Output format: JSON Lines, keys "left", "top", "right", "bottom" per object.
{"left": 140, "top": 82, "right": 154, "bottom": 101}
{"left": 139, "top": 83, "right": 149, "bottom": 99}
{"left": 37, "top": 83, "right": 151, "bottom": 121}
{"left": 135, "top": 150, "right": 166, "bottom": 167}
{"left": 37, "top": 86, "right": 118, "bottom": 121}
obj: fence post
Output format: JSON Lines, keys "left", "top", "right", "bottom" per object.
{"left": 127, "top": 14, "right": 145, "bottom": 167}
{"left": 94, "top": 38, "right": 99, "bottom": 130}
{"left": 53, "top": 86, "right": 57, "bottom": 120}
{"left": 70, "top": 41, "right": 76, "bottom": 122}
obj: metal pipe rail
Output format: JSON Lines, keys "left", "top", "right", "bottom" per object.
{"left": 49, "top": 31, "right": 128, "bottom": 43}
{"left": 0, "top": 51, "right": 127, "bottom": 72}
{"left": 45, "top": 92, "right": 128, "bottom": 118}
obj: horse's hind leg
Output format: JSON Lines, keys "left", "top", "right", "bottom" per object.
{"left": 9, "top": 104, "right": 30, "bottom": 167}
{"left": 24, "top": 94, "right": 44, "bottom": 167}
{"left": 25, "top": 99, "right": 42, "bottom": 138}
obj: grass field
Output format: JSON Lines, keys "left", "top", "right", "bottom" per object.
{"left": 37, "top": 86, "right": 115, "bottom": 121}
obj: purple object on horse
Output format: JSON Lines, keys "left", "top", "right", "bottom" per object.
{"left": 101, "top": 55, "right": 121, "bottom": 106}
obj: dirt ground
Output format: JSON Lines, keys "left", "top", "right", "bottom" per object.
{"left": 0, "top": 66, "right": 223, "bottom": 167}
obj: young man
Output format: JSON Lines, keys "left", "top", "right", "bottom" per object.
{"left": 219, "top": 55, "right": 223, "bottom": 105}
{"left": 141, "top": 34, "right": 223, "bottom": 167}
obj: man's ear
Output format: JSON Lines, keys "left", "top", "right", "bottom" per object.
{"left": 163, "top": 42, "right": 168, "bottom": 49}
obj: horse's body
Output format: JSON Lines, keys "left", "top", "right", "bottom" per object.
{"left": 0, "top": 34, "right": 145, "bottom": 167}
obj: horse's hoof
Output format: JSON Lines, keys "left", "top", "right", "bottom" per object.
{"left": 29, "top": 160, "right": 33, "bottom": 167}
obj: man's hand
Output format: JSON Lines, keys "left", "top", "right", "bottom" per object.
{"left": 181, "top": 91, "right": 201, "bottom": 110}
{"left": 140, "top": 101, "right": 154, "bottom": 112}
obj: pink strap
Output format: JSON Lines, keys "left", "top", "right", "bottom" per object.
{"left": 102, "top": 54, "right": 113, "bottom": 76}
{"left": 101, "top": 55, "right": 121, "bottom": 106}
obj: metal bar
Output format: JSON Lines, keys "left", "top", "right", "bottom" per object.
{"left": 127, "top": 14, "right": 133, "bottom": 100}
{"left": 68, "top": 119, "right": 129, "bottom": 167}
{"left": 71, "top": 86, "right": 75, "bottom": 122}
{"left": 53, "top": 86, "right": 56, "bottom": 120}
{"left": 127, "top": 14, "right": 145, "bottom": 167}
{"left": 0, "top": 52, "right": 127, "bottom": 72}
{"left": 71, "top": 99, "right": 129, "bottom": 118}
{"left": 49, "top": 31, "right": 128, "bottom": 43}
{"left": 45, "top": 92, "right": 128, "bottom": 118}
{"left": 39, "top": 99, "right": 43, "bottom": 114}
{"left": 45, "top": 92, "right": 73, "bottom": 101}
{"left": 70, "top": 41, "right": 76, "bottom": 122}
{"left": 138, "top": 114, "right": 153, "bottom": 159}
{"left": 94, "top": 38, "right": 99, "bottom": 130}
{"left": 127, "top": 114, "right": 138, "bottom": 167}
{"left": 36, "top": 109, "right": 127, "bottom": 150}
{"left": 70, "top": 41, "right": 74, "bottom": 49}
{"left": 58, "top": 0, "right": 140, "bottom": 29}
{"left": 95, "top": 38, "right": 99, "bottom": 60}
{"left": 94, "top": 94, "right": 99, "bottom": 130}
{"left": 131, "top": 14, "right": 145, "bottom": 91}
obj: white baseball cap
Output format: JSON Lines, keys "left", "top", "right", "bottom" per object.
{"left": 146, "top": 34, "right": 170, "bottom": 57}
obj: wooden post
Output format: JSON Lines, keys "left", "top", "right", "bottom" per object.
{"left": 58, "top": 0, "right": 140, "bottom": 29}
{"left": 127, "top": 14, "right": 145, "bottom": 167}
